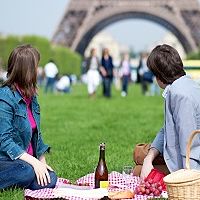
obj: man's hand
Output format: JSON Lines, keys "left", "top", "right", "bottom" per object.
{"left": 140, "top": 157, "right": 154, "bottom": 179}
{"left": 140, "top": 148, "right": 160, "bottom": 179}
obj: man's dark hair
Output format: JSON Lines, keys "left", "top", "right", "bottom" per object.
{"left": 147, "top": 44, "right": 186, "bottom": 84}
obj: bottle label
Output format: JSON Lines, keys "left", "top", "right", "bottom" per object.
{"left": 100, "top": 181, "right": 109, "bottom": 188}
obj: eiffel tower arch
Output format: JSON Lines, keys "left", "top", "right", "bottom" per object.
{"left": 52, "top": 0, "right": 200, "bottom": 55}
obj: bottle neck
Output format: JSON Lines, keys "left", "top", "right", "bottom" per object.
{"left": 99, "top": 149, "right": 105, "bottom": 161}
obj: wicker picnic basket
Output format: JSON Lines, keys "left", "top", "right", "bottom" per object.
{"left": 163, "top": 130, "right": 200, "bottom": 200}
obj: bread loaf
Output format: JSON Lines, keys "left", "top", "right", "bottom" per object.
{"left": 108, "top": 190, "right": 134, "bottom": 199}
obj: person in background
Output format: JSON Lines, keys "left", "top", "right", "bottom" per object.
{"left": 119, "top": 53, "right": 131, "bottom": 97}
{"left": 150, "top": 76, "right": 160, "bottom": 96}
{"left": 140, "top": 44, "right": 200, "bottom": 179}
{"left": 56, "top": 74, "right": 71, "bottom": 94}
{"left": 86, "top": 48, "right": 100, "bottom": 97}
{"left": 0, "top": 67, "right": 7, "bottom": 84}
{"left": 37, "top": 66, "right": 45, "bottom": 87}
{"left": 44, "top": 59, "right": 58, "bottom": 93}
{"left": 100, "top": 48, "right": 114, "bottom": 98}
{"left": 0, "top": 44, "right": 57, "bottom": 190}
{"left": 138, "top": 52, "right": 153, "bottom": 95}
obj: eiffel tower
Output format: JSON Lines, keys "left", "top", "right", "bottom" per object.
{"left": 52, "top": 0, "right": 200, "bottom": 55}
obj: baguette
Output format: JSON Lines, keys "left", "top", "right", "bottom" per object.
{"left": 108, "top": 190, "right": 134, "bottom": 199}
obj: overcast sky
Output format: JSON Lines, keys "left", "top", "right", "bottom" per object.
{"left": 0, "top": 0, "right": 182, "bottom": 52}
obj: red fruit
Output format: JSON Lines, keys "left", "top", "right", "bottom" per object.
{"left": 154, "top": 189, "right": 161, "bottom": 196}
{"left": 140, "top": 186, "right": 146, "bottom": 194}
{"left": 138, "top": 191, "right": 143, "bottom": 195}
{"left": 145, "top": 188, "right": 150, "bottom": 195}
{"left": 150, "top": 187, "right": 156, "bottom": 193}
{"left": 145, "top": 182, "right": 151, "bottom": 189}
{"left": 157, "top": 182, "right": 161, "bottom": 187}
{"left": 158, "top": 185, "right": 163, "bottom": 192}
{"left": 63, "top": 180, "right": 69, "bottom": 184}
{"left": 135, "top": 186, "right": 140, "bottom": 194}
{"left": 154, "top": 182, "right": 158, "bottom": 188}
{"left": 148, "top": 179, "right": 153, "bottom": 184}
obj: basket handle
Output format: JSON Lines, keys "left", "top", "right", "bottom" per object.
{"left": 186, "top": 130, "right": 200, "bottom": 169}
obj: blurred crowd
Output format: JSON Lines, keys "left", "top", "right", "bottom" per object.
{"left": 0, "top": 48, "right": 160, "bottom": 98}
{"left": 81, "top": 47, "right": 160, "bottom": 98}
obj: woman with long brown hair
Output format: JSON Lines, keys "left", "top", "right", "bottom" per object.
{"left": 0, "top": 44, "right": 57, "bottom": 190}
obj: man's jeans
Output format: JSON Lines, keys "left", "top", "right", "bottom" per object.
{"left": 0, "top": 158, "right": 57, "bottom": 190}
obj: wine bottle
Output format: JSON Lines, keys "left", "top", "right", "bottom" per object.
{"left": 95, "top": 143, "right": 108, "bottom": 188}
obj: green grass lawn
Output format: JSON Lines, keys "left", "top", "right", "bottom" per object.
{"left": 1, "top": 83, "right": 166, "bottom": 200}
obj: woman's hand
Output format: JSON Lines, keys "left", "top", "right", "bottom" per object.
{"left": 39, "top": 154, "right": 54, "bottom": 172}
{"left": 20, "top": 153, "right": 54, "bottom": 186}
{"left": 31, "top": 158, "right": 51, "bottom": 186}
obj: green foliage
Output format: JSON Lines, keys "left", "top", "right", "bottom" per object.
{"left": 0, "top": 35, "right": 81, "bottom": 75}
{"left": 0, "top": 35, "right": 21, "bottom": 67}
{"left": 1, "top": 84, "right": 167, "bottom": 199}
{"left": 22, "top": 35, "right": 53, "bottom": 67}
{"left": 187, "top": 48, "right": 200, "bottom": 60}
{"left": 51, "top": 45, "right": 82, "bottom": 75}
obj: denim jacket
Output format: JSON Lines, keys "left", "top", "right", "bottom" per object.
{"left": 0, "top": 86, "right": 49, "bottom": 160}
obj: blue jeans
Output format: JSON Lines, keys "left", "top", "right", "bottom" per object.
{"left": 102, "top": 77, "right": 112, "bottom": 97}
{"left": 121, "top": 75, "right": 129, "bottom": 94}
{"left": 0, "top": 158, "right": 57, "bottom": 190}
{"left": 44, "top": 77, "right": 56, "bottom": 93}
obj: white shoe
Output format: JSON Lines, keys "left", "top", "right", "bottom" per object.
{"left": 121, "top": 91, "right": 127, "bottom": 97}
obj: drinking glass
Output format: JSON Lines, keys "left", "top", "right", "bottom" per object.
{"left": 122, "top": 166, "right": 133, "bottom": 187}
{"left": 122, "top": 166, "right": 133, "bottom": 175}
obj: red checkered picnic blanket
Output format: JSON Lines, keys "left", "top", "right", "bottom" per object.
{"left": 24, "top": 171, "right": 167, "bottom": 199}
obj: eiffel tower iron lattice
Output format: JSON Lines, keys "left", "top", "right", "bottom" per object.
{"left": 52, "top": 0, "right": 200, "bottom": 55}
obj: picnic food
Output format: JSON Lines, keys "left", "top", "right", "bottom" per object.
{"left": 108, "top": 190, "right": 135, "bottom": 199}
{"left": 77, "top": 182, "right": 90, "bottom": 186}
{"left": 134, "top": 168, "right": 166, "bottom": 196}
{"left": 135, "top": 179, "right": 163, "bottom": 196}
{"left": 95, "top": 143, "right": 108, "bottom": 188}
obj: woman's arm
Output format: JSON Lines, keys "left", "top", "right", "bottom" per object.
{"left": 0, "top": 98, "right": 53, "bottom": 186}
{"left": 0, "top": 100, "right": 25, "bottom": 160}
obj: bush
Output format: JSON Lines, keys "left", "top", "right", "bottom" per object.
{"left": 187, "top": 47, "right": 200, "bottom": 60}
{"left": 0, "top": 35, "right": 21, "bottom": 66}
{"left": 0, "top": 35, "right": 81, "bottom": 76}
{"left": 22, "top": 35, "right": 53, "bottom": 67}
{"left": 51, "top": 45, "right": 82, "bottom": 75}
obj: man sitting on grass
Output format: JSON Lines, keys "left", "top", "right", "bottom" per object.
{"left": 138, "top": 44, "right": 200, "bottom": 179}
